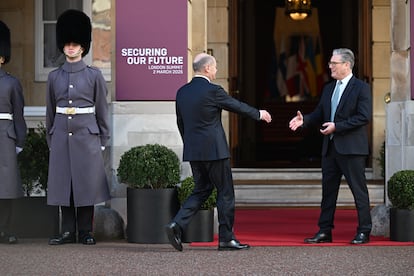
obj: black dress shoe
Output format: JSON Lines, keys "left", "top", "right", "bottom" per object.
{"left": 48, "top": 232, "right": 76, "bottom": 245}
{"left": 350, "top": 232, "right": 369, "bottom": 244}
{"left": 304, "top": 232, "right": 332, "bottom": 243}
{"left": 7, "top": 235, "right": 17, "bottom": 244}
{"left": 0, "top": 232, "right": 18, "bottom": 244}
{"left": 218, "top": 239, "right": 250, "bottom": 251}
{"left": 80, "top": 233, "right": 96, "bottom": 245}
{"left": 165, "top": 222, "right": 183, "bottom": 251}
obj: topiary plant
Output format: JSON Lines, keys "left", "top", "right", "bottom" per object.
{"left": 117, "top": 144, "right": 180, "bottom": 189}
{"left": 387, "top": 170, "right": 414, "bottom": 210}
{"left": 177, "top": 176, "right": 217, "bottom": 210}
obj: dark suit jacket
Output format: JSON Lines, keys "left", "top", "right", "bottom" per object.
{"left": 303, "top": 76, "right": 372, "bottom": 156}
{"left": 176, "top": 77, "right": 260, "bottom": 161}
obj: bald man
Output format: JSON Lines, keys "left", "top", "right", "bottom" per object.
{"left": 165, "top": 53, "right": 272, "bottom": 251}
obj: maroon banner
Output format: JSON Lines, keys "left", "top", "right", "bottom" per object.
{"left": 412, "top": 2, "right": 414, "bottom": 100}
{"left": 116, "top": 0, "right": 187, "bottom": 100}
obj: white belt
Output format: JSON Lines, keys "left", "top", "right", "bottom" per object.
{"left": 0, "top": 113, "right": 13, "bottom": 120}
{"left": 56, "top": 106, "right": 95, "bottom": 115}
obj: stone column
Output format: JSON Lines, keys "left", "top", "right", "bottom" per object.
{"left": 386, "top": 0, "right": 412, "bottom": 204}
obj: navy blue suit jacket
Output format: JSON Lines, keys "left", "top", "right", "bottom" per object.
{"left": 176, "top": 77, "right": 260, "bottom": 161}
{"left": 303, "top": 76, "right": 372, "bottom": 156}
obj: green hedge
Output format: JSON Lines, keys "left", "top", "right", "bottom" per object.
{"left": 117, "top": 144, "right": 180, "bottom": 189}
{"left": 388, "top": 170, "right": 414, "bottom": 210}
{"left": 178, "top": 176, "right": 217, "bottom": 210}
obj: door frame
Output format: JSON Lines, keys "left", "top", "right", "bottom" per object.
{"left": 228, "top": 0, "right": 373, "bottom": 168}
{"left": 229, "top": 0, "right": 240, "bottom": 166}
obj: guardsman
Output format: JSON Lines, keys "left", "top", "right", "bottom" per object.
{"left": 46, "top": 10, "right": 110, "bottom": 245}
{"left": 0, "top": 20, "right": 27, "bottom": 244}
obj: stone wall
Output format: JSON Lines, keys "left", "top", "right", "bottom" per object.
{"left": 109, "top": 102, "right": 187, "bottom": 222}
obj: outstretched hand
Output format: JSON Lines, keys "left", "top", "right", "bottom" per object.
{"left": 259, "top": 110, "right": 272, "bottom": 123}
{"left": 289, "top": 111, "right": 303, "bottom": 131}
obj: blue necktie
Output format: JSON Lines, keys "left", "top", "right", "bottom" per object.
{"left": 330, "top": 80, "right": 342, "bottom": 122}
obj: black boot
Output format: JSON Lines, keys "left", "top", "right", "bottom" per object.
{"left": 0, "top": 232, "right": 18, "bottom": 244}
{"left": 79, "top": 232, "right": 96, "bottom": 245}
{"left": 48, "top": 231, "right": 76, "bottom": 245}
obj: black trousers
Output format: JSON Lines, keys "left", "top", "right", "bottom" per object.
{"left": 173, "top": 158, "right": 235, "bottom": 242}
{"left": 0, "top": 199, "right": 13, "bottom": 233}
{"left": 61, "top": 189, "right": 94, "bottom": 239}
{"left": 318, "top": 140, "right": 372, "bottom": 234}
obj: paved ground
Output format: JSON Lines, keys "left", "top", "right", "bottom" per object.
{"left": 1, "top": 239, "right": 414, "bottom": 275}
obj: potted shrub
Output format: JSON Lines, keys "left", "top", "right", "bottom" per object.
{"left": 177, "top": 176, "right": 217, "bottom": 242}
{"left": 387, "top": 170, "right": 414, "bottom": 241}
{"left": 117, "top": 144, "right": 180, "bottom": 243}
{"left": 13, "top": 123, "right": 59, "bottom": 238}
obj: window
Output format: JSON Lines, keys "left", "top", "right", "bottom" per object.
{"left": 35, "top": 0, "right": 111, "bottom": 81}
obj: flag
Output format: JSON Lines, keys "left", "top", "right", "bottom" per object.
{"left": 285, "top": 36, "right": 300, "bottom": 97}
{"left": 296, "top": 36, "right": 310, "bottom": 97}
{"left": 315, "top": 39, "right": 328, "bottom": 94}
{"left": 304, "top": 36, "right": 317, "bottom": 97}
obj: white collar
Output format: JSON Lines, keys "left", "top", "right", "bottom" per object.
{"left": 338, "top": 73, "right": 353, "bottom": 87}
{"left": 194, "top": 75, "right": 211, "bottom": 82}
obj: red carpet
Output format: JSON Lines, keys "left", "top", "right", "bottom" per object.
{"left": 191, "top": 208, "right": 414, "bottom": 247}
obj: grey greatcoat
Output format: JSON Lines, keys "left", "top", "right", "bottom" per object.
{"left": 0, "top": 68, "right": 27, "bottom": 198}
{"left": 46, "top": 60, "right": 110, "bottom": 207}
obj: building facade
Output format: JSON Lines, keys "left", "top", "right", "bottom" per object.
{"left": 0, "top": 0, "right": 412, "bottom": 223}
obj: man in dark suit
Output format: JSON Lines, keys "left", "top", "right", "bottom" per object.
{"left": 166, "top": 52, "right": 272, "bottom": 251}
{"left": 289, "top": 48, "right": 372, "bottom": 244}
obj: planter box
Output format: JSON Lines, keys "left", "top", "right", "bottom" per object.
{"left": 182, "top": 209, "right": 214, "bottom": 243}
{"left": 126, "top": 187, "right": 179, "bottom": 243}
{"left": 10, "top": 197, "right": 59, "bottom": 238}
{"left": 390, "top": 208, "right": 414, "bottom": 242}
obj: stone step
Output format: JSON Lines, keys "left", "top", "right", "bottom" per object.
{"left": 232, "top": 168, "right": 384, "bottom": 207}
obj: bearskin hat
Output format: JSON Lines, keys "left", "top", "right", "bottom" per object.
{"left": 56, "top": 9, "right": 92, "bottom": 57}
{"left": 0, "top": 20, "right": 11, "bottom": 64}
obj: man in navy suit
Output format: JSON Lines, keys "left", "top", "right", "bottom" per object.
{"left": 289, "top": 48, "right": 372, "bottom": 244}
{"left": 166, "top": 53, "right": 272, "bottom": 251}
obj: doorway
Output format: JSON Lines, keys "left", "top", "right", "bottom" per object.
{"left": 229, "top": 0, "right": 371, "bottom": 168}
